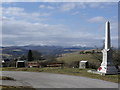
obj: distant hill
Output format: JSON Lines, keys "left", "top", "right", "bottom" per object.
{"left": 2, "top": 46, "right": 28, "bottom": 59}
{"left": 20, "top": 45, "right": 64, "bottom": 55}
{"left": 1, "top": 45, "right": 94, "bottom": 59}
{"left": 64, "top": 46, "right": 94, "bottom": 51}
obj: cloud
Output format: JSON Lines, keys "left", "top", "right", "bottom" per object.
{"left": 2, "top": 19, "right": 67, "bottom": 45}
{"left": 88, "top": 16, "right": 106, "bottom": 23}
{"left": 2, "top": 7, "right": 50, "bottom": 22}
{"left": 60, "top": 3, "right": 87, "bottom": 11}
{"left": 39, "top": 5, "right": 54, "bottom": 9}
{"left": 4, "top": 7, "right": 24, "bottom": 13}
{"left": 39, "top": 5, "right": 46, "bottom": 8}
{"left": 2, "top": 18, "right": 117, "bottom": 47}
{"left": 72, "top": 11, "right": 79, "bottom": 15}
{"left": 111, "top": 22, "right": 118, "bottom": 31}
{"left": 2, "top": 0, "right": 119, "bottom": 2}
{"left": 59, "top": 2, "right": 115, "bottom": 12}
{"left": 1, "top": 3, "right": 118, "bottom": 47}
{"left": 60, "top": 3, "right": 76, "bottom": 11}
{"left": 88, "top": 3, "right": 105, "bottom": 8}
{"left": 2, "top": 17, "right": 103, "bottom": 46}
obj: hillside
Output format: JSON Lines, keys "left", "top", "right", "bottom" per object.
{"left": 1, "top": 47, "right": 28, "bottom": 59}
{"left": 57, "top": 50, "right": 102, "bottom": 69}
{"left": 1, "top": 45, "right": 94, "bottom": 59}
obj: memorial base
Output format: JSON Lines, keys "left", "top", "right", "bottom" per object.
{"left": 97, "top": 65, "right": 118, "bottom": 75}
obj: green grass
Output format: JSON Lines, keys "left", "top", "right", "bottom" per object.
{"left": 1, "top": 67, "right": 118, "bottom": 83}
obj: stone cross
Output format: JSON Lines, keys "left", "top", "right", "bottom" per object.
{"left": 97, "top": 21, "right": 118, "bottom": 74}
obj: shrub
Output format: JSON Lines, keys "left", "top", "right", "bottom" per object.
{"left": 69, "top": 61, "right": 79, "bottom": 68}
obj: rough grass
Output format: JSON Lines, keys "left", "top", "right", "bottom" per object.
{"left": 1, "top": 51, "right": 118, "bottom": 83}
{"left": 0, "top": 76, "right": 15, "bottom": 80}
{"left": 57, "top": 51, "right": 102, "bottom": 69}
{"left": 0, "top": 85, "right": 35, "bottom": 90}
{"left": 0, "top": 75, "right": 34, "bottom": 90}
{"left": 1, "top": 67, "right": 118, "bottom": 83}
{"left": 57, "top": 52, "right": 100, "bottom": 65}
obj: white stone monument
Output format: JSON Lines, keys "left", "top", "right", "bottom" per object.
{"left": 97, "top": 21, "right": 118, "bottom": 74}
{"left": 79, "top": 61, "right": 88, "bottom": 69}
{"left": 16, "top": 60, "right": 26, "bottom": 68}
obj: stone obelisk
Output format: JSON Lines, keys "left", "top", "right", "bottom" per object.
{"left": 97, "top": 21, "right": 118, "bottom": 74}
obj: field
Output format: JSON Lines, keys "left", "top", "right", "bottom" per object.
{"left": 57, "top": 51, "right": 102, "bottom": 68}
{"left": 57, "top": 51, "right": 96, "bottom": 62}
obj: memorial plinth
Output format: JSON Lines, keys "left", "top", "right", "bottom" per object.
{"left": 97, "top": 21, "right": 118, "bottom": 74}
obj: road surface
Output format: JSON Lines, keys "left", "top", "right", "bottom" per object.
{"left": 1, "top": 71, "right": 118, "bottom": 88}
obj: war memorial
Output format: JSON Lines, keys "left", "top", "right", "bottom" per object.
{"left": 88, "top": 21, "right": 118, "bottom": 75}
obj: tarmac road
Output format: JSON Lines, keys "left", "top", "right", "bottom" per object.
{"left": 2, "top": 71, "right": 118, "bottom": 88}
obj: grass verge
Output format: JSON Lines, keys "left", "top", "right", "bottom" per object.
{"left": 1, "top": 67, "right": 119, "bottom": 83}
{"left": 0, "top": 76, "right": 15, "bottom": 80}
{"left": 0, "top": 85, "right": 35, "bottom": 90}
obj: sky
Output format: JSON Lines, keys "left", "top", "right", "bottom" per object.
{"left": 1, "top": 0, "right": 119, "bottom": 2}
{"left": 1, "top": 2, "right": 118, "bottom": 47}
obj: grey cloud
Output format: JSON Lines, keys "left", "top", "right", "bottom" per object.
{"left": 2, "top": 18, "right": 105, "bottom": 47}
